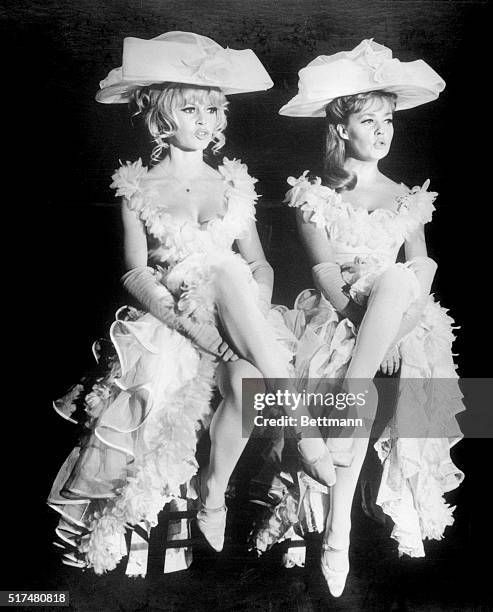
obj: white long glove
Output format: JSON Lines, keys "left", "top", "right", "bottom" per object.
{"left": 121, "top": 266, "right": 236, "bottom": 359}
{"left": 392, "top": 255, "right": 438, "bottom": 344}
{"left": 248, "top": 258, "right": 274, "bottom": 316}
{"left": 311, "top": 261, "right": 365, "bottom": 324}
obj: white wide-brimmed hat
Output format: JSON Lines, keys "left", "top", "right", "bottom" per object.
{"left": 279, "top": 39, "right": 445, "bottom": 117}
{"left": 96, "top": 31, "right": 274, "bottom": 103}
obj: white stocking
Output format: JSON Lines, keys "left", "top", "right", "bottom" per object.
{"left": 211, "top": 261, "right": 327, "bottom": 441}
{"left": 202, "top": 261, "right": 328, "bottom": 507}
{"left": 324, "top": 266, "right": 416, "bottom": 567}
{"left": 203, "top": 359, "right": 262, "bottom": 508}
{"left": 346, "top": 266, "right": 416, "bottom": 379}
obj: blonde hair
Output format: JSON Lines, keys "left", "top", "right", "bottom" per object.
{"left": 132, "top": 83, "right": 229, "bottom": 163}
{"left": 324, "top": 91, "right": 397, "bottom": 191}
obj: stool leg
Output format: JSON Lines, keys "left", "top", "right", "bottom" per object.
{"left": 164, "top": 498, "right": 194, "bottom": 573}
{"left": 125, "top": 524, "right": 149, "bottom": 577}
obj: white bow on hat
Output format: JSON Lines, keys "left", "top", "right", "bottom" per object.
{"left": 279, "top": 39, "right": 445, "bottom": 117}
{"left": 97, "top": 31, "right": 274, "bottom": 104}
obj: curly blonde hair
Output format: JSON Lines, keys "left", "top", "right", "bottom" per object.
{"left": 132, "top": 83, "right": 229, "bottom": 163}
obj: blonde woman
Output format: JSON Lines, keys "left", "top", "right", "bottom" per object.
{"left": 251, "top": 39, "right": 464, "bottom": 598}
{"left": 48, "top": 31, "right": 335, "bottom": 575}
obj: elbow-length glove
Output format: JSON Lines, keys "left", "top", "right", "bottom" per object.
{"left": 407, "top": 255, "right": 438, "bottom": 297}
{"left": 121, "top": 266, "right": 232, "bottom": 358}
{"left": 248, "top": 258, "right": 274, "bottom": 316}
{"left": 392, "top": 255, "right": 438, "bottom": 344}
{"left": 311, "top": 261, "right": 365, "bottom": 325}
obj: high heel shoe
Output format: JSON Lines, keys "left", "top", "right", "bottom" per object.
{"left": 320, "top": 544, "right": 350, "bottom": 598}
{"left": 297, "top": 442, "right": 336, "bottom": 487}
{"left": 195, "top": 472, "right": 227, "bottom": 552}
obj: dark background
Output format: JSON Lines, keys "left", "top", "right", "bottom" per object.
{"left": 5, "top": 0, "right": 489, "bottom": 377}
{"left": 3, "top": 1, "right": 492, "bottom": 609}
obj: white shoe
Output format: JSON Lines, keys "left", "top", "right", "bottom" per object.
{"left": 196, "top": 503, "right": 227, "bottom": 552}
{"left": 298, "top": 441, "right": 337, "bottom": 487}
{"left": 195, "top": 471, "right": 227, "bottom": 552}
{"left": 321, "top": 544, "right": 350, "bottom": 598}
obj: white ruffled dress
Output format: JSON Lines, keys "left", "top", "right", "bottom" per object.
{"left": 47, "top": 158, "right": 293, "bottom": 575}
{"left": 251, "top": 172, "right": 465, "bottom": 560}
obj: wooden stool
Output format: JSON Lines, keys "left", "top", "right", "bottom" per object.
{"left": 124, "top": 498, "right": 197, "bottom": 577}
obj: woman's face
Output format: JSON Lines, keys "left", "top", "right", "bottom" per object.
{"left": 169, "top": 94, "right": 219, "bottom": 152}
{"left": 338, "top": 96, "right": 394, "bottom": 162}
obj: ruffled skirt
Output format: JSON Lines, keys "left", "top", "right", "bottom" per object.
{"left": 250, "top": 274, "right": 465, "bottom": 561}
{"left": 48, "top": 306, "right": 217, "bottom": 574}
{"left": 48, "top": 251, "right": 296, "bottom": 575}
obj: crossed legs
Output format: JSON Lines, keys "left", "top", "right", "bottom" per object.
{"left": 202, "top": 359, "right": 261, "bottom": 508}
{"left": 201, "top": 260, "right": 331, "bottom": 509}
{"left": 323, "top": 266, "right": 417, "bottom": 585}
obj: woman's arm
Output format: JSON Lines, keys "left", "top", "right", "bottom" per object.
{"left": 120, "top": 201, "right": 176, "bottom": 321}
{"left": 297, "top": 209, "right": 365, "bottom": 324}
{"left": 121, "top": 198, "right": 148, "bottom": 271}
{"left": 120, "top": 201, "right": 236, "bottom": 360}
{"left": 404, "top": 223, "right": 438, "bottom": 299}
{"left": 391, "top": 224, "right": 437, "bottom": 344}
{"left": 381, "top": 225, "right": 437, "bottom": 376}
{"left": 236, "top": 220, "right": 274, "bottom": 315}
{"left": 404, "top": 223, "right": 428, "bottom": 261}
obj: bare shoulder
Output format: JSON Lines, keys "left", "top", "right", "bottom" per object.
{"left": 377, "top": 173, "right": 409, "bottom": 197}
{"left": 144, "top": 163, "right": 170, "bottom": 184}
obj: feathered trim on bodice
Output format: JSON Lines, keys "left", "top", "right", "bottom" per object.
{"left": 110, "top": 157, "right": 258, "bottom": 265}
{"left": 284, "top": 172, "right": 437, "bottom": 251}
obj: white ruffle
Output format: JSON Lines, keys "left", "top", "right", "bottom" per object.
{"left": 50, "top": 156, "right": 294, "bottom": 575}
{"left": 49, "top": 308, "right": 216, "bottom": 574}
{"left": 111, "top": 157, "right": 258, "bottom": 268}
{"left": 250, "top": 289, "right": 464, "bottom": 559}
{"left": 164, "top": 250, "right": 258, "bottom": 323}
{"left": 111, "top": 157, "right": 259, "bottom": 324}
{"left": 110, "top": 159, "right": 156, "bottom": 213}
{"left": 248, "top": 173, "right": 462, "bottom": 561}
{"left": 285, "top": 172, "right": 437, "bottom": 250}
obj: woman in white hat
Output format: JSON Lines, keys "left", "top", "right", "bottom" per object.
{"left": 251, "top": 39, "right": 464, "bottom": 598}
{"left": 47, "top": 31, "right": 336, "bottom": 575}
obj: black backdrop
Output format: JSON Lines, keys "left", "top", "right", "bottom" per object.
{"left": 3, "top": 0, "right": 492, "bottom": 603}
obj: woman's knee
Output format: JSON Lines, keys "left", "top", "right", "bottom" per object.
{"left": 211, "top": 259, "right": 236, "bottom": 288}
{"left": 371, "top": 266, "right": 416, "bottom": 305}
{"left": 211, "top": 258, "right": 249, "bottom": 298}
{"left": 219, "top": 359, "right": 264, "bottom": 406}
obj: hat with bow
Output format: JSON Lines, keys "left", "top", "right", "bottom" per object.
{"left": 279, "top": 39, "right": 445, "bottom": 117}
{"left": 96, "top": 31, "right": 274, "bottom": 103}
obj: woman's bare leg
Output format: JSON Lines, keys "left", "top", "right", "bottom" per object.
{"left": 201, "top": 359, "right": 262, "bottom": 508}
{"left": 346, "top": 266, "right": 416, "bottom": 379}
{"left": 322, "top": 438, "right": 372, "bottom": 559}
{"left": 210, "top": 261, "right": 329, "bottom": 460}
{"left": 211, "top": 261, "right": 291, "bottom": 379}
{"left": 324, "top": 266, "right": 416, "bottom": 573}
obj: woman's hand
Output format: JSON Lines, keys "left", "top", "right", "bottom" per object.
{"left": 178, "top": 318, "right": 238, "bottom": 362}
{"left": 340, "top": 257, "right": 377, "bottom": 286}
{"left": 340, "top": 261, "right": 364, "bottom": 286}
{"left": 217, "top": 341, "right": 238, "bottom": 362}
{"left": 380, "top": 344, "right": 401, "bottom": 375}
